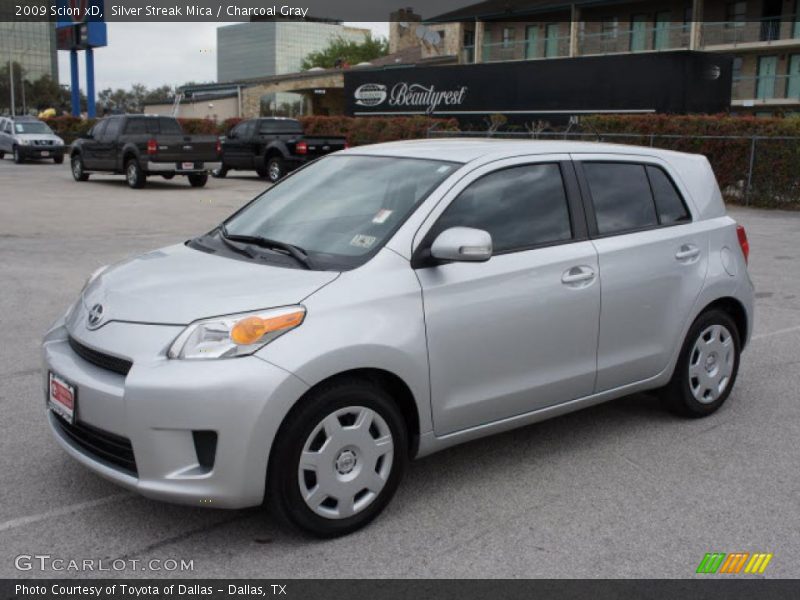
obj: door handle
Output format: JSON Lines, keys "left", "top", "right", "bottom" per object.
{"left": 561, "top": 265, "right": 595, "bottom": 285}
{"left": 675, "top": 244, "right": 700, "bottom": 261}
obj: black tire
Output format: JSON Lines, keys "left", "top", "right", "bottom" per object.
{"left": 54, "top": 154, "right": 64, "bottom": 164}
{"left": 13, "top": 146, "right": 24, "bottom": 164}
{"left": 211, "top": 165, "right": 228, "bottom": 178}
{"left": 267, "top": 377, "right": 408, "bottom": 538}
{"left": 187, "top": 172, "right": 208, "bottom": 187}
{"left": 660, "top": 309, "right": 741, "bottom": 418}
{"left": 161, "top": 173, "right": 175, "bottom": 180}
{"left": 0, "top": 151, "right": 5, "bottom": 159}
{"left": 71, "top": 154, "right": 89, "bottom": 181}
{"left": 125, "top": 158, "right": 146, "bottom": 189}
{"left": 265, "top": 156, "right": 285, "bottom": 183}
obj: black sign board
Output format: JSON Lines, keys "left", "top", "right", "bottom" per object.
{"left": 344, "top": 51, "right": 732, "bottom": 122}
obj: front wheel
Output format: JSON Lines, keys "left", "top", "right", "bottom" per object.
{"left": 266, "top": 156, "right": 285, "bottom": 182}
{"left": 13, "top": 146, "right": 24, "bottom": 164}
{"left": 71, "top": 154, "right": 89, "bottom": 181}
{"left": 660, "top": 309, "right": 741, "bottom": 418}
{"left": 187, "top": 172, "right": 208, "bottom": 187}
{"left": 267, "top": 378, "right": 408, "bottom": 538}
{"left": 125, "top": 158, "right": 146, "bottom": 189}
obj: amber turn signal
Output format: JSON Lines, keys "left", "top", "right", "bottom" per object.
{"left": 230, "top": 311, "right": 305, "bottom": 345}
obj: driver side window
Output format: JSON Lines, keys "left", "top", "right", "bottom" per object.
{"left": 432, "top": 163, "right": 573, "bottom": 254}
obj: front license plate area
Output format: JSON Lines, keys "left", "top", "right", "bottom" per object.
{"left": 49, "top": 371, "right": 76, "bottom": 424}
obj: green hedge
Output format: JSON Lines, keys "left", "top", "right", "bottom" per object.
{"left": 580, "top": 114, "right": 800, "bottom": 208}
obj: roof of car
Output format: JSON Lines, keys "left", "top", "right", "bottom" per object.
{"left": 10, "top": 115, "right": 40, "bottom": 122}
{"left": 344, "top": 138, "right": 697, "bottom": 164}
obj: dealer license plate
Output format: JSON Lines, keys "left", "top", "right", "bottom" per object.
{"left": 48, "top": 371, "right": 76, "bottom": 424}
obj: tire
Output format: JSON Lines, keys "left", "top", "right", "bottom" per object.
{"left": 54, "top": 154, "right": 64, "bottom": 164}
{"left": 161, "top": 173, "right": 175, "bottom": 180}
{"left": 13, "top": 146, "right": 24, "bottom": 164}
{"left": 71, "top": 154, "right": 89, "bottom": 181}
{"left": 187, "top": 172, "right": 208, "bottom": 187}
{"left": 125, "top": 158, "right": 146, "bottom": 189}
{"left": 211, "top": 165, "right": 228, "bottom": 178}
{"left": 0, "top": 151, "right": 5, "bottom": 159}
{"left": 266, "top": 156, "right": 285, "bottom": 183}
{"left": 660, "top": 309, "right": 741, "bottom": 418}
{"left": 267, "top": 377, "right": 408, "bottom": 538}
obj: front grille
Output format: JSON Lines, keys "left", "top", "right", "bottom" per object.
{"left": 33, "top": 139, "right": 54, "bottom": 146}
{"left": 68, "top": 336, "right": 133, "bottom": 376}
{"left": 53, "top": 414, "right": 138, "bottom": 475}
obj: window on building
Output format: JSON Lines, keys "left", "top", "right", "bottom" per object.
{"left": 788, "top": 54, "right": 800, "bottom": 99}
{"left": 630, "top": 14, "right": 649, "bottom": 52}
{"left": 725, "top": 1, "right": 746, "bottom": 28}
{"left": 433, "top": 164, "right": 572, "bottom": 254}
{"left": 583, "top": 162, "right": 659, "bottom": 235}
{"left": 794, "top": 0, "right": 800, "bottom": 38}
{"left": 683, "top": 3, "right": 693, "bottom": 33}
{"left": 646, "top": 166, "right": 691, "bottom": 224}
{"left": 502, "top": 27, "right": 514, "bottom": 48}
{"left": 601, "top": 17, "right": 619, "bottom": 39}
{"left": 545, "top": 23, "right": 560, "bottom": 57}
{"left": 756, "top": 55, "right": 778, "bottom": 99}
{"left": 525, "top": 25, "right": 539, "bottom": 59}
{"left": 654, "top": 11, "right": 672, "bottom": 50}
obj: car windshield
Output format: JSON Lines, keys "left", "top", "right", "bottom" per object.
{"left": 221, "top": 155, "right": 457, "bottom": 269}
{"left": 14, "top": 121, "right": 52, "bottom": 134}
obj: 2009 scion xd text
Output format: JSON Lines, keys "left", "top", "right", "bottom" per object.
{"left": 43, "top": 139, "right": 754, "bottom": 537}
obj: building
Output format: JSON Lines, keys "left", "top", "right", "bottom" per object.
{"left": 143, "top": 90, "right": 242, "bottom": 122}
{"left": 424, "top": 0, "right": 800, "bottom": 115}
{"left": 217, "top": 20, "right": 371, "bottom": 82}
{"left": 0, "top": 19, "right": 59, "bottom": 105}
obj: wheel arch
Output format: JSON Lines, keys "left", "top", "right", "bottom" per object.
{"left": 696, "top": 296, "right": 749, "bottom": 349}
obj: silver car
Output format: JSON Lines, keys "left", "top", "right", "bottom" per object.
{"left": 0, "top": 116, "right": 66, "bottom": 164}
{"left": 43, "top": 140, "right": 753, "bottom": 537}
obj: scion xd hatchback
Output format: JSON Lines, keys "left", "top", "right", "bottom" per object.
{"left": 43, "top": 140, "right": 753, "bottom": 537}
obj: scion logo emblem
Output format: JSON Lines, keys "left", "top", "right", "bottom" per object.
{"left": 87, "top": 303, "right": 105, "bottom": 328}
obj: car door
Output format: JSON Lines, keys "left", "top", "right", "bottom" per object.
{"left": 94, "top": 117, "right": 122, "bottom": 170}
{"left": 0, "top": 119, "right": 9, "bottom": 152}
{"left": 81, "top": 119, "right": 106, "bottom": 169}
{"left": 573, "top": 155, "right": 707, "bottom": 392}
{"left": 223, "top": 121, "right": 252, "bottom": 168}
{"left": 414, "top": 156, "right": 601, "bottom": 435}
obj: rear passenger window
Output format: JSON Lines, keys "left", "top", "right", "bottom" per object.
{"left": 647, "top": 166, "right": 690, "bottom": 224}
{"left": 159, "top": 118, "right": 183, "bottom": 134}
{"left": 583, "top": 163, "right": 658, "bottom": 235}
{"left": 434, "top": 163, "right": 572, "bottom": 254}
{"left": 124, "top": 119, "right": 147, "bottom": 134}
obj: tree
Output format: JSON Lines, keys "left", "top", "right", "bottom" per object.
{"left": 0, "top": 63, "right": 80, "bottom": 114}
{"left": 300, "top": 34, "right": 389, "bottom": 70}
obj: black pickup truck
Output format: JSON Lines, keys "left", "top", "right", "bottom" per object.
{"left": 212, "top": 117, "right": 347, "bottom": 182}
{"left": 70, "top": 115, "right": 221, "bottom": 189}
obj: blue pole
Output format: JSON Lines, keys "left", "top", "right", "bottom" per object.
{"left": 69, "top": 49, "right": 80, "bottom": 116}
{"left": 85, "top": 47, "right": 96, "bottom": 118}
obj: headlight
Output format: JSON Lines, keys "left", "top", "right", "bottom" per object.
{"left": 18, "top": 138, "right": 30, "bottom": 145}
{"left": 54, "top": 138, "right": 64, "bottom": 145}
{"left": 168, "top": 306, "right": 306, "bottom": 360}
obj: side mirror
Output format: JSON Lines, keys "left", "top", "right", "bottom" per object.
{"left": 430, "top": 227, "right": 492, "bottom": 263}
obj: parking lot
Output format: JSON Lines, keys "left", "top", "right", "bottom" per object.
{"left": 1, "top": 156, "right": 799, "bottom": 579}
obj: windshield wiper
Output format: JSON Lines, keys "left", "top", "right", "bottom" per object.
{"left": 220, "top": 225, "right": 313, "bottom": 269}
{"left": 217, "top": 231, "right": 257, "bottom": 259}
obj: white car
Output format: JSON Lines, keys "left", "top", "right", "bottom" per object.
{"left": 43, "top": 140, "right": 754, "bottom": 537}
{"left": 0, "top": 116, "right": 65, "bottom": 164}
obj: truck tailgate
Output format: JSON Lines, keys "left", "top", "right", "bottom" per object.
{"left": 151, "top": 135, "right": 219, "bottom": 163}
{"left": 297, "top": 136, "right": 346, "bottom": 158}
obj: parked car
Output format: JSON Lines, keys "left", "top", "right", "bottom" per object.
{"left": 43, "top": 140, "right": 753, "bottom": 537}
{"left": 212, "top": 117, "right": 346, "bottom": 182}
{"left": 0, "top": 116, "right": 65, "bottom": 164}
{"left": 69, "top": 115, "right": 221, "bottom": 189}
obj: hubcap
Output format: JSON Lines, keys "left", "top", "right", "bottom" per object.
{"left": 688, "top": 324, "right": 734, "bottom": 404}
{"left": 72, "top": 159, "right": 81, "bottom": 177}
{"left": 298, "top": 406, "right": 394, "bottom": 520}
{"left": 127, "top": 164, "right": 136, "bottom": 184}
{"left": 268, "top": 162, "right": 280, "bottom": 181}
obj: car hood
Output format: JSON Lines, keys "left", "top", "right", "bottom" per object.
{"left": 15, "top": 132, "right": 62, "bottom": 143}
{"left": 81, "top": 243, "right": 339, "bottom": 325}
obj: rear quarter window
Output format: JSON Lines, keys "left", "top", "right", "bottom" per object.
{"left": 646, "top": 166, "right": 691, "bottom": 224}
{"left": 583, "top": 162, "right": 658, "bottom": 235}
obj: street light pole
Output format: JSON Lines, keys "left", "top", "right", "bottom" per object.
{"left": 7, "top": 21, "right": 16, "bottom": 115}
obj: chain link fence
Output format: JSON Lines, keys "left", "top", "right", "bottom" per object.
{"left": 427, "top": 129, "right": 800, "bottom": 209}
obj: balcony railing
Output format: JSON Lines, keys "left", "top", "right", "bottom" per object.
{"left": 462, "top": 35, "right": 571, "bottom": 63}
{"left": 702, "top": 15, "right": 800, "bottom": 47}
{"left": 733, "top": 74, "right": 800, "bottom": 101}
{"left": 579, "top": 23, "right": 690, "bottom": 56}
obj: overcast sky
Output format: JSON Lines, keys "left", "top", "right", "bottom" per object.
{"left": 57, "top": 22, "right": 390, "bottom": 91}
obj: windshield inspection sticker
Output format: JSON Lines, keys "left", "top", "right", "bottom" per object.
{"left": 372, "top": 209, "right": 393, "bottom": 224}
{"left": 350, "top": 234, "right": 377, "bottom": 249}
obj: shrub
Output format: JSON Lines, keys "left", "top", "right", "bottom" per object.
{"left": 298, "top": 116, "right": 459, "bottom": 146}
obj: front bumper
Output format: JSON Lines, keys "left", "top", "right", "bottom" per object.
{"left": 19, "top": 145, "right": 64, "bottom": 159}
{"left": 42, "top": 316, "right": 308, "bottom": 509}
{"left": 145, "top": 161, "right": 221, "bottom": 174}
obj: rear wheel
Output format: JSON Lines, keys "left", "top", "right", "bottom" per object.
{"left": 660, "top": 309, "right": 741, "bottom": 418}
{"left": 125, "top": 158, "right": 146, "bottom": 189}
{"left": 0, "top": 151, "right": 6, "bottom": 159}
{"left": 211, "top": 165, "right": 228, "bottom": 178}
{"left": 266, "top": 156, "right": 285, "bottom": 183}
{"left": 267, "top": 378, "right": 408, "bottom": 538}
{"left": 13, "top": 146, "right": 24, "bottom": 164}
{"left": 71, "top": 154, "right": 89, "bottom": 181}
{"left": 188, "top": 172, "right": 208, "bottom": 187}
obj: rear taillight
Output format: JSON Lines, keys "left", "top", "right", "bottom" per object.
{"left": 296, "top": 141, "right": 308, "bottom": 155}
{"left": 736, "top": 224, "right": 749, "bottom": 265}
{"left": 215, "top": 138, "right": 222, "bottom": 156}
{"left": 344, "top": 140, "right": 350, "bottom": 150}
{"left": 146, "top": 139, "right": 157, "bottom": 155}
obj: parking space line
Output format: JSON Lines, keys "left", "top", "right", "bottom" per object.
{"left": 0, "top": 492, "right": 130, "bottom": 533}
{"left": 752, "top": 325, "right": 800, "bottom": 341}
